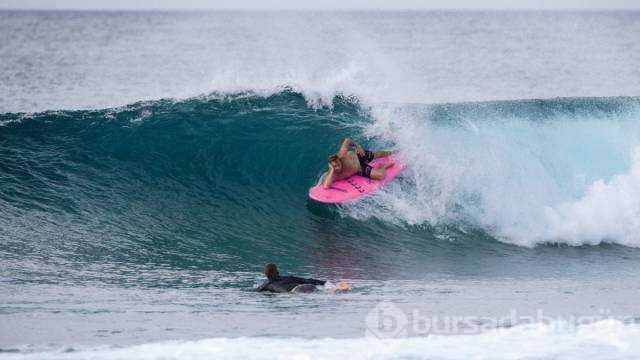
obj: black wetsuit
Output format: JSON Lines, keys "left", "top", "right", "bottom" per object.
{"left": 256, "top": 275, "right": 326, "bottom": 293}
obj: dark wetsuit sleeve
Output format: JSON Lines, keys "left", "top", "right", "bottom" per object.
{"left": 290, "top": 276, "right": 326, "bottom": 286}
{"left": 258, "top": 276, "right": 326, "bottom": 292}
{"left": 306, "top": 278, "right": 326, "bottom": 286}
{"left": 257, "top": 281, "right": 290, "bottom": 293}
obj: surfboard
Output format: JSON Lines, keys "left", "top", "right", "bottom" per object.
{"left": 308, "top": 155, "right": 405, "bottom": 204}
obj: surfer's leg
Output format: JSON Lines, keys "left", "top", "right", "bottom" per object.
{"left": 370, "top": 161, "right": 396, "bottom": 180}
{"left": 369, "top": 167, "right": 386, "bottom": 180}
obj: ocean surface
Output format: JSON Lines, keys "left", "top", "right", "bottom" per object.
{"left": 2, "top": 10, "right": 640, "bottom": 359}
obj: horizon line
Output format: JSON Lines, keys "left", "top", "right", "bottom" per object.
{"left": 2, "top": 7, "right": 640, "bottom": 12}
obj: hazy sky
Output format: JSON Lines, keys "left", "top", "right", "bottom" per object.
{"left": 2, "top": 0, "right": 640, "bottom": 10}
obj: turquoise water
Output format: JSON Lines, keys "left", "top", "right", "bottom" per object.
{"left": 2, "top": 10, "right": 640, "bottom": 359}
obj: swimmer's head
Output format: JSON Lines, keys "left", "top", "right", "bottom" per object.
{"left": 264, "top": 263, "right": 279, "bottom": 281}
{"left": 328, "top": 154, "right": 342, "bottom": 173}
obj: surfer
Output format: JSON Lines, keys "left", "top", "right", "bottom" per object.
{"left": 322, "top": 138, "right": 395, "bottom": 189}
{"left": 256, "top": 263, "right": 352, "bottom": 293}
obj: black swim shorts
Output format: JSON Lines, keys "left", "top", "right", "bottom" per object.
{"left": 357, "top": 150, "right": 375, "bottom": 178}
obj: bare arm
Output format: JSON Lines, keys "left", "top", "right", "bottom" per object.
{"left": 322, "top": 167, "right": 336, "bottom": 189}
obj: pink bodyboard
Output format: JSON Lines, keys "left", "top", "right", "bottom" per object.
{"left": 308, "top": 155, "right": 405, "bottom": 204}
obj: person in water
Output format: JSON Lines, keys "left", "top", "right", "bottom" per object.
{"left": 322, "top": 138, "right": 395, "bottom": 189}
{"left": 256, "top": 263, "right": 352, "bottom": 293}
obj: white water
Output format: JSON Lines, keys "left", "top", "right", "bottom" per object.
{"left": 347, "top": 102, "right": 640, "bottom": 247}
{"left": 3, "top": 320, "right": 639, "bottom": 360}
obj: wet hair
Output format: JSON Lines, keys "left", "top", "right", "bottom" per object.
{"left": 264, "top": 263, "right": 279, "bottom": 281}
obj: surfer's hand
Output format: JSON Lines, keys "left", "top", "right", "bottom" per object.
{"left": 356, "top": 146, "right": 365, "bottom": 156}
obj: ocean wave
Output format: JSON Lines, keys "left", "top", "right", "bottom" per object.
{"left": 2, "top": 92, "right": 640, "bottom": 255}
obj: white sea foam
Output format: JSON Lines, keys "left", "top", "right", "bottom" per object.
{"left": 346, "top": 103, "right": 640, "bottom": 247}
{"left": 541, "top": 149, "right": 640, "bottom": 246}
{"left": 2, "top": 320, "right": 639, "bottom": 360}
